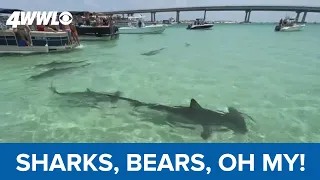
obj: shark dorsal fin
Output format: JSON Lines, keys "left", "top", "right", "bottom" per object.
{"left": 86, "top": 88, "right": 91, "bottom": 92}
{"left": 113, "top": 91, "right": 122, "bottom": 97}
{"left": 190, "top": 99, "right": 202, "bottom": 109}
{"left": 228, "top": 107, "right": 240, "bottom": 115}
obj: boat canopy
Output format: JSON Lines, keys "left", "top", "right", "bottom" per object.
{"left": 128, "top": 14, "right": 145, "bottom": 20}
{"left": 0, "top": 8, "right": 23, "bottom": 14}
{"left": 282, "top": 17, "right": 296, "bottom": 23}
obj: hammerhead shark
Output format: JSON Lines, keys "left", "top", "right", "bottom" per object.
{"left": 49, "top": 86, "right": 254, "bottom": 140}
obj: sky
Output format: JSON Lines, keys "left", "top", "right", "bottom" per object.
{"left": 2, "top": 0, "right": 320, "bottom": 22}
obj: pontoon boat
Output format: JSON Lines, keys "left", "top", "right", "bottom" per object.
{"left": 63, "top": 11, "right": 120, "bottom": 41}
{"left": 76, "top": 25, "right": 119, "bottom": 41}
{"left": 0, "top": 8, "right": 79, "bottom": 54}
{"left": 0, "top": 30, "right": 79, "bottom": 54}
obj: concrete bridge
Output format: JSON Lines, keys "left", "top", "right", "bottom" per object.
{"left": 100, "top": 5, "right": 320, "bottom": 23}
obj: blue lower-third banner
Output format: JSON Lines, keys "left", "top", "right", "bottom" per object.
{"left": 0, "top": 143, "right": 318, "bottom": 179}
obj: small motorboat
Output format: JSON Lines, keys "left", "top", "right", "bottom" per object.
{"left": 187, "top": 19, "right": 214, "bottom": 30}
{"left": 275, "top": 17, "right": 305, "bottom": 32}
{"left": 162, "top": 18, "right": 177, "bottom": 27}
{"left": 119, "top": 15, "right": 166, "bottom": 34}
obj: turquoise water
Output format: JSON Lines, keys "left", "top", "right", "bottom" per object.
{"left": 0, "top": 24, "right": 319, "bottom": 142}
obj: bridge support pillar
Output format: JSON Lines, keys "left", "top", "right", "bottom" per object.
{"left": 301, "top": 12, "right": 307, "bottom": 23}
{"left": 176, "top": 11, "right": 180, "bottom": 23}
{"left": 244, "top": 10, "right": 251, "bottom": 23}
{"left": 247, "top": 11, "right": 251, "bottom": 22}
{"left": 150, "top": 12, "right": 156, "bottom": 22}
{"left": 295, "top": 12, "right": 301, "bottom": 22}
{"left": 203, "top": 10, "right": 207, "bottom": 20}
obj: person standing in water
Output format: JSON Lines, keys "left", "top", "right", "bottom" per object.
{"left": 69, "top": 23, "right": 80, "bottom": 45}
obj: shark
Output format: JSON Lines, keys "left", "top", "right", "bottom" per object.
{"left": 108, "top": 94, "right": 252, "bottom": 140}
{"left": 34, "top": 60, "right": 88, "bottom": 68}
{"left": 29, "top": 63, "right": 90, "bottom": 80}
{"left": 49, "top": 86, "right": 254, "bottom": 140}
{"left": 49, "top": 85, "right": 121, "bottom": 102}
{"left": 141, "top": 48, "right": 166, "bottom": 56}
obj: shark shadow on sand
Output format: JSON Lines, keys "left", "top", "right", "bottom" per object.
{"left": 29, "top": 63, "right": 90, "bottom": 80}
{"left": 49, "top": 85, "right": 255, "bottom": 140}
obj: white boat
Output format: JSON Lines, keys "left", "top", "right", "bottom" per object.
{"left": 187, "top": 19, "right": 214, "bottom": 30}
{"left": 119, "top": 15, "right": 166, "bottom": 34}
{"left": 0, "top": 30, "right": 79, "bottom": 54}
{"left": 277, "top": 24, "right": 305, "bottom": 32}
{"left": 275, "top": 17, "right": 305, "bottom": 32}
{"left": 162, "top": 18, "right": 177, "bottom": 27}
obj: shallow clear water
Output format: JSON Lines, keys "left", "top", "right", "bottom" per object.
{"left": 0, "top": 24, "right": 319, "bottom": 142}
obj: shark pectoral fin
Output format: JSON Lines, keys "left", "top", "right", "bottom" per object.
{"left": 190, "top": 99, "right": 202, "bottom": 109}
{"left": 201, "top": 125, "right": 213, "bottom": 140}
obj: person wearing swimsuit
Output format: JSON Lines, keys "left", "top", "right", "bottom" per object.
{"left": 36, "top": 25, "right": 45, "bottom": 31}
{"left": 69, "top": 23, "right": 80, "bottom": 45}
{"left": 14, "top": 25, "right": 30, "bottom": 46}
{"left": 85, "top": 13, "right": 90, "bottom": 26}
{"left": 63, "top": 25, "right": 72, "bottom": 44}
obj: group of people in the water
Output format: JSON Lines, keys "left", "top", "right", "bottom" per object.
{"left": 10, "top": 18, "right": 80, "bottom": 47}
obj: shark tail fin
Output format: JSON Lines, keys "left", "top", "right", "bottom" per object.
{"left": 49, "top": 80, "right": 58, "bottom": 94}
{"left": 109, "top": 91, "right": 123, "bottom": 103}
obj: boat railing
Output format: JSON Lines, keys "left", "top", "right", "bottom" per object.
{"left": 0, "top": 30, "right": 72, "bottom": 47}
{"left": 30, "top": 31, "right": 72, "bottom": 46}
{"left": 128, "top": 20, "right": 145, "bottom": 28}
{"left": 0, "top": 30, "right": 18, "bottom": 46}
{"left": 0, "top": 22, "right": 8, "bottom": 30}
{"left": 128, "top": 15, "right": 145, "bottom": 20}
